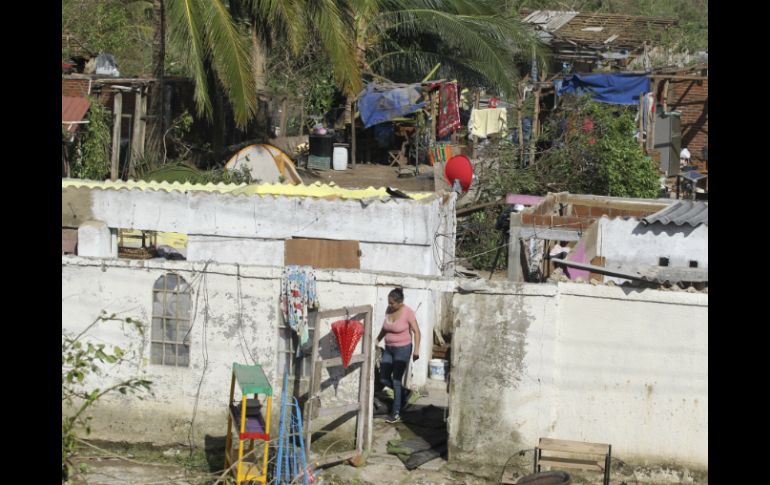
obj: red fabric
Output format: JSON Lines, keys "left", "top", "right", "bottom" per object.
{"left": 445, "top": 155, "right": 473, "bottom": 192}
{"left": 489, "top": 97, "right": 497, "bottom": 108}
{"left": 437, "top": 82, "right": 461, "bottom": 138}
{"left": 331, "top": 320, "right": 365, "bottom": 368}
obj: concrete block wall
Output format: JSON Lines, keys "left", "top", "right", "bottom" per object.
{"left": 62, "top": 256, "right": 454, "bottom": 445}
{"left": 447, "top": 280, "right": 707, "bottom": 477}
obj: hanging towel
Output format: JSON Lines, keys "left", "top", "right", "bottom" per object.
{"left": 468, "top": 108, "right": 507, "bottom": 138}
{"left": 437, "top": 82, "right": 461, "bottom": 138}
{"left": 280, "top": 265, "right": 319, "bottom": 346}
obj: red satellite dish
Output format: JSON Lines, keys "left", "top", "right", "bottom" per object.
{"left": 444, "top": 155, "right": 474, "bottom": 192}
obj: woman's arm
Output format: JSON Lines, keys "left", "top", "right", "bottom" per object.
{"left": 375, "top": 327, "right": 387, "bottom": 345}
{"left": 408, "top": 317, "right": 421, "bottom": 360}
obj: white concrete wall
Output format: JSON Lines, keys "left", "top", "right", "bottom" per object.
{"left": 448, "top": 281, "right": 707, "bottom": 477}
{"left": 62, "top": 187, "right": 456, "bottom": 277}
{"left": 598, "top": 217, "right": 708, "bottom": 271}
{"left": 62, "top": 256, "right": 454, "bottom": 445}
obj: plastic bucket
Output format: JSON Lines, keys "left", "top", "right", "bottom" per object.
{"left": 333, "top": 146, "right": 348, "bottom": 170}
{"left": 429, "top": 358, "right": 449, "bottom": 381}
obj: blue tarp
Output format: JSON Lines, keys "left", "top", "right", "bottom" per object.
{"left": 555, "top": 73, "right": 650, "bottom": 105}
{"left": 357, "top": 82, "right": 425, "bottom": 128}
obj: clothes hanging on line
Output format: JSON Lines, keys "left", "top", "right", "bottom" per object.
{"left": 280, "top": 265, "right": 319, "bottom": 346}
{"left": 468, "top": 108, "right": 507, "bottom": 138}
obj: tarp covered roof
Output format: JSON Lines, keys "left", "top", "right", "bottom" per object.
{"left": 356, "top": 82, "right": 425, "bottom": 128}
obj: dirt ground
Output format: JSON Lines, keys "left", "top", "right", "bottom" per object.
{"left": 69, "top": 380, "right": 493, "bottom": 485}
{"left": 299, "top": 162, "right": 439, "bottom": 193}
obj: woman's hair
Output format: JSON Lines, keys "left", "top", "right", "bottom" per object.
{"left": 388, "top": 287, "right": 404, "bottom": 303}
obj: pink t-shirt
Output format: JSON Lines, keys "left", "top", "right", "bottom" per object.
{"left": 382, "top": 305, "right": 415, "bottom": 347}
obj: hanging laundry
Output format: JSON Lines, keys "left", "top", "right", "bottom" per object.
{"left": 280, "top": 265, "right": 319, "bottom": 346}
{"left": 437, "top": 82, "right": 461, "bottom": 138}
{"left": 468, "top": 108, "right": 507, "bottom": 138}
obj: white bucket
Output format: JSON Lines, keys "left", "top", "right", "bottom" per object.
{"left": 429, "top": 358, "right": 449, "bottom": 381}
{"left": 333, "top": 146, "right": 348, "bottom": 170}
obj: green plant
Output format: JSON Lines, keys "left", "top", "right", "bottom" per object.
{"left": 70, "top": 97, "right": 112, "bottom": 180}
{"left": 62, "top": 312, "right": 152, "bottom": 483}
{"left": 538, "top": 95, "right": 659, "bottom": 198}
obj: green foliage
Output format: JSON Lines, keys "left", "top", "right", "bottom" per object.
{"left": 538, "top": 95, "right": 659, "bottom": 198}
{"left": 62, "top": 312, "right": 152, "bottom": 483}
{"left": 266, "top": 44, "right": 339, "bottom": 117}
{"left": 70, "top": 97, "right": 111, "bottom": 181}
{"left": 457, "top": 96, "right": 658, "bottom": 271}
{"left": 364, "top": 0, "right": 546, "bottom": 97}
{"left": 62, "top": 0, "right": 156, "bottom": 76}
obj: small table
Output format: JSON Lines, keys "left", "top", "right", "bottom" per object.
{"left": 676, "top": 171, "right": 707, "bottom": 200}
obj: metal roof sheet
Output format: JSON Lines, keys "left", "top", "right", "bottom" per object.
{"left": 62, "top": 96, "right": 90, "bottom": 133}
{"left": 523, "top": 10, "right": 579, "bottom": 32}
{"left": 641, "top": 201, "right": 708, "bottom": 227}
{"left": 61, "top": 179, "right": 435, "bottom": 201}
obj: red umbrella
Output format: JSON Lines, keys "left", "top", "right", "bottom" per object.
{"left": 331, "top": 320, "right": 365, "bottom": 368}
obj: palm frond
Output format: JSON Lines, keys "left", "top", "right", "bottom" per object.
{"left": 367, "top": 0, "right": 546, "bottom": 96}
{"left": 309, "top": 0, "right": 362, "bottom": 95}
{"left": 166, "top": 0, "right": 212, "bottom": 120}
{"left": 202, "top": 0, "right": 257, "bottom": 127}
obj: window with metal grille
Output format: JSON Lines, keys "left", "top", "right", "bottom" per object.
{"left": 151, "top": 273, "right": 191, "bottom": 366}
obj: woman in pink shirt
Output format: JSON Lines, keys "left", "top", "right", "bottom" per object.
{"left": 375, "top": 287, "right": 421, "bottom": 423}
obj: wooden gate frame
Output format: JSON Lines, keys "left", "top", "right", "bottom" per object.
{"left": 304, "top": 305, "right": 374, "bottom": 466}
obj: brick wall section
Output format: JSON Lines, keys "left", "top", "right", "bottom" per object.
{"left": 522, "top": 206, "right": 657, "bottom": 229}
{"left": 668, "top": 78, "right": 708, "bottom": 169}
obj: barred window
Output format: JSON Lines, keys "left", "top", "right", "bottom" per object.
{"left": 151, "top": 273, "right": 191, "bottom": 366}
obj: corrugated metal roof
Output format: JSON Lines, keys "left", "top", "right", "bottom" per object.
{"left": 61, "top": 179, "right": 435, "bottom": 201}
{"left": 641, "top": 201, "right": 708, "bottom": 227}
{"left": 62, "top": 96, "right": 90, "bottom": 133}
{"left": 555, "top": 259, "right": 708, "bottom": 284}
{"left": 523, "top": 10, "right": 579, "bottom": 32}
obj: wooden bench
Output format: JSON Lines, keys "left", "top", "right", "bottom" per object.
{"left": 534, "top": 438, "right": 611, "bottom": 485}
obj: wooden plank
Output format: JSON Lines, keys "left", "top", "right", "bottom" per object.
{"left": 305, "top": 311, "right": 321, "bottom": 454}
{"left": 356, "top": 305, "right": 372, "bottom": 454}
{"left": 110, "top": 90, "right": 123, "bottom": 181}
{"left": 538, "top": 457, "right": 604, "bottom": 471}
{"left": 320, "top": 353, "right": 365, "bottom": 368}
{"left": 312, "top": 450, "right": 357, "bottom": 467}
{"left": 539, "top": 438, "right": 610, "bottom": 455}
{"left": 520, "top": 227, "right": 582, "bottom": 242}
{"left": 351, "top": 101, "right": 356, "bottom": 168}
{"left": 284, "top": 238, "right": 360, "bottom": 269}
{"left": 316, "top": 305, "right": 372, "bottom": 320}
{"left": 130, "top": 88, "right": 145, "bottom": 178}
{"left": 456, "top": 199, "right": 504, "bottom": 217}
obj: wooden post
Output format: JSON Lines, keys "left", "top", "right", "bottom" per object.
{"left": 351, "top": 101, "right": 357, "bottom": 168}
{"left": 130, "top": 87, "right": 146, "bottom": 179}
{"left": 430, "top": 90, "right": 437, "bottom": 144}
{"left": 517, "top": 83, "right": 525, "bottom": 162}
{"left": 529, "top": 88, "right": 540, "bottom": 166}
{"left": 111, "top": 91, "right": 123, "bottom": 181}
{"left": 647, "top": 80, "right": 657, "bottom": 151}
{"left": 662, "top": 80, "right": 670, "bottom": 112}
{"left": 638, "top": 92, "right": 644, "bottom": 149}
{"left": 279, "top": 97, "right": 288, "bottom": 137}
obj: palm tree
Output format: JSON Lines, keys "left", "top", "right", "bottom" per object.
{"left": 147, "top": 0, "right": 363, "bottom": 159}
{"left": 146, "top": 0, "right": 255, "bottom": 160}
{"left": 353, "top": 0, "right": 546, "bottom": 97}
